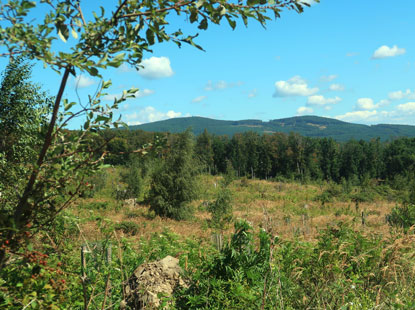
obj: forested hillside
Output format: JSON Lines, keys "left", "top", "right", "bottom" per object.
{"left": 131, "top": 115, "right": 415, "bottom": 141}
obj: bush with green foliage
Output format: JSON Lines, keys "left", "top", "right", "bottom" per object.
{"left": 121, "top": 160, "right": 144, "bottom": 200}
{"left": 178, "top": 220, "right": 275, "bottom": 309}
{"left": 148, "top": 131, "right": 199, "bottom": 220}
{"left": 386, "top": 204, "right": 415, "bottom": 231}
{"left": 114, "top": 221, "right": 140, "bottom": 235}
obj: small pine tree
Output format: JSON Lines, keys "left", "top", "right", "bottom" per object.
{"left": 148, "top": 130, "right": 198, "bottom": 220}
{"left": 223, "top": 159, "right": 236, "bottom": 186}
{"left": 207, "top": 185, "right": 233, "bottom": 231}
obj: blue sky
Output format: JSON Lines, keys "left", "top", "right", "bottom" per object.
{"left": 3, "top": 0, "right": 415, "bottom": 128}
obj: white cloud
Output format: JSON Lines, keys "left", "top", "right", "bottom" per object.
{"left": 124, "top": 106, "right": 185, "bottom": 125}
{"left": 138, "top": 56, "right": 174, "bottom": 79}
{"left": 335, "top": 110, "right": 378, "bottom": 122}
{"left": 389, "top": 90, "right": 407, "bottom": 100}
{"left": 102, "top": 88, "right": 154, "bottom": 101}
{"left": 205, "top": 80, "right": 243, "bottom": 91}
{"left": 355, "top": 98, "right": 376, "bottom": 110}
{"left": 74, "top": 74, "right": 96, "bottom": 88}
{"left": 372, "top": 45, "right": 406, "bottom": 59}
{"left": 297, "top": 106, "right": 314, "bottom": 115}
{"left": 329, "top": 84, "right": 345, "bottom": 91}
{"left": 388, "top": 89, "right": 415, "bottom": 100}
{"left": 397, "top": 102, "right": 415, "bottom": 114}
{"left": 192, "top": 95, "right": 207, "bottom": 103}
{"left": 354, "top": 98, "right": 390, "bottom": 111}
{"left": 273, "top": 76, "right": 318, "bottom": 97}
{"left": 334, "top": 102, "right": 414, "bottom": 125}
{"left": 307, "top": 95, "right": 342, "bottom": 106}
{"left": 320, "top": 74, "right": 337, "bottom": 82}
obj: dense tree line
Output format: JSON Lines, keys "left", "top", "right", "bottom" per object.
{"left": 98, "top": 128, "right": 415, "bottom": 186}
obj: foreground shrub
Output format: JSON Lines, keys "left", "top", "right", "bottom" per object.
{"left": 178, "top": 220, "right": 276, "bottom": 309}
{"left": 178, "top": 222, "right": 415, "bottom": 309}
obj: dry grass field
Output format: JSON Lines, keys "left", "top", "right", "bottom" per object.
{"left": 74, "top": 171, "right": 397, "bottom": 244}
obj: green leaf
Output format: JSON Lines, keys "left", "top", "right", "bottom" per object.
{"left": 190, "top": 8, "right": 198, "bottom": 23}
{"left": 102, "top": 80, "right": 112, "bottom": 89}
{"left": 220, "top": 6, "right": 227, "bottom": 16}
{"left": 108, "top": 53, "right": 125, "bottom": 68}
{"left": 75, "top": 18, "right": 83, "bottom": 28}
{"left": 128, "top": 87, "right": 139, "bottom": 94}
{"left": 113, "top": 53, "right": 125, "bottom": 62}
{"left": 97, "top": 53, "right": 108, "bottom": 66}
{"left": 196, "top": 0, "right": 204, "bottom": 9}
{"left": 96, "top": 115, "right": 110, "bottom": 122}
{"left": 58, "top": 29, "right": 67, "bottom": 43}
{"left": 87, "top": 67, "right": 99, "bottom": 77}
{"left": 21, "top": 1, "right": 36, "bottom": 10}
{"left": 226, "top": 16, "right": 236, "bottom": 30}
{"left": 71, "top": 28, "right": 78, "bottom": 39}
{"left": 146, "top": 28, "right": 155, "bottom": 45}
{"left": 198, "top": 18, "right": 208, "bottom": 30}
{"left": 56, "top": 23, "right": 69, "bottom": 43}
{"left": 64, "top": 101, "right": 76, "bottom": 111}
{"left": 242, "top": 14, "right": 248, "bottom": 27}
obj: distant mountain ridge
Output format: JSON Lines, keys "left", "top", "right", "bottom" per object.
{"left": 130, "top": 115, "right": 415, "bottom": 141}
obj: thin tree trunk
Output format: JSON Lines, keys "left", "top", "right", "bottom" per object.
{"left": 14, "top": 67, "right": 71, "bottom": 227}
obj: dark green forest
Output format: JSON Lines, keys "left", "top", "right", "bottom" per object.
{"left": 101, "top": 127, "right": 415, "bottom": 192}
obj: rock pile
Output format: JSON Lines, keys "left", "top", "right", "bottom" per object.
{"left": 123, "top": 256, "right": 186, "bottom": 309}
